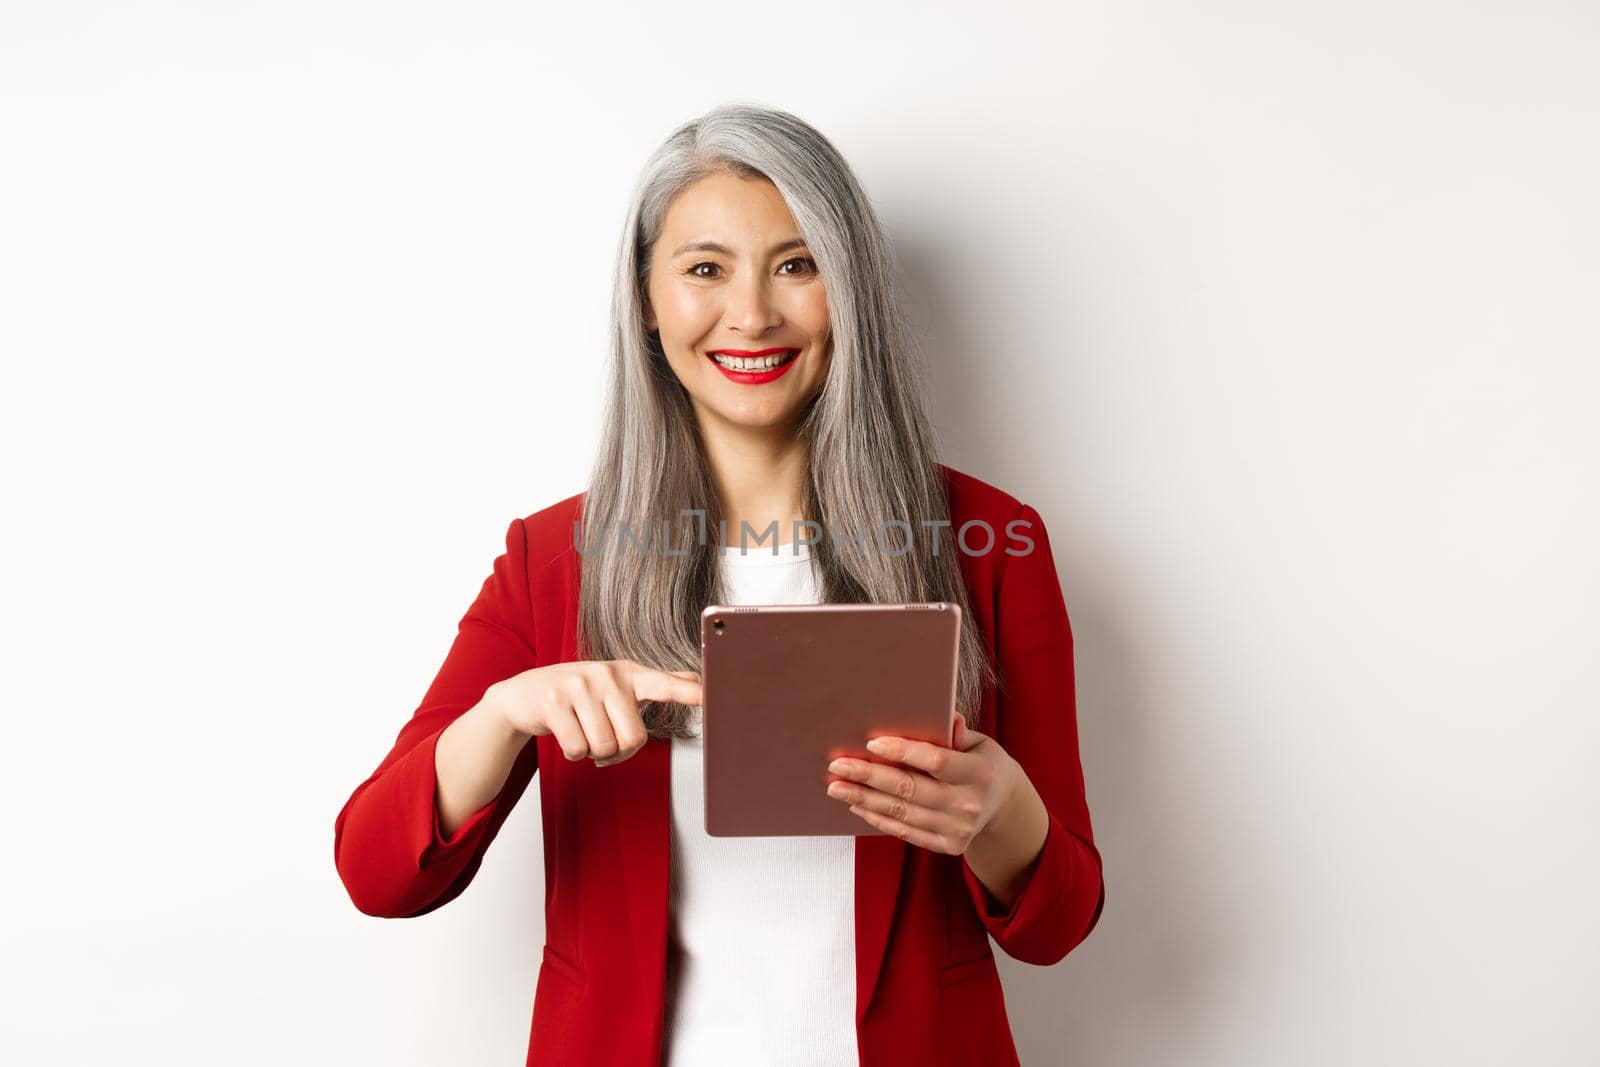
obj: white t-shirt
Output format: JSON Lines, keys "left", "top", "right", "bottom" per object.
{"left": 661, "top": 541, "right": 858, "bottom": 1066}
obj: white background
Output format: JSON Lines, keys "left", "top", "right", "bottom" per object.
{"left": 3, "top": 2, "right": 1596, "bottom": 1064}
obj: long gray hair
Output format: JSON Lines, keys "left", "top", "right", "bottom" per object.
{"left": 578, "top": 101, "right": 996, "bottom": 742}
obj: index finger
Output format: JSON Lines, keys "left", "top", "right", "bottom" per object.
{"left": 864, "top": 733, "right": 974, "bottom": 783}
{"left": 631, "top": 667, "right": 703, "bottom": 707}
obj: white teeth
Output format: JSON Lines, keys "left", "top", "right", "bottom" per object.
{"left": 712, "top": 351, "right": 796, "bottom": 370}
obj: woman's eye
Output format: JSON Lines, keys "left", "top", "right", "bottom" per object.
{"left": 780, "top": 257, "right": 817, "bottom": 276}
{"left": 688, "top": 262, "right": 720, "bottom": 279}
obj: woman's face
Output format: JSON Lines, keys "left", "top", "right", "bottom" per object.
{"left": 643, "top": 171, "right": 832, "bottom": 436}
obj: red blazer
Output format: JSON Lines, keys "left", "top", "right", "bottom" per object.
{"left": 333, "top": 464, "right": 1105, "bottom": 1066}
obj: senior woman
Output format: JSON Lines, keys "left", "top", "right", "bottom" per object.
{"left": 334, "top": 102, "right": 1105, "bottom": 1067}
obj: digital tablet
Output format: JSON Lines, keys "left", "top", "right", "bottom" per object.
{"left": 698, "top": 602, "right": 963, "bottom": 837}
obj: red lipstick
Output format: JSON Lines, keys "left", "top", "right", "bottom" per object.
{"left": 705, "top": 347, "right": 803, "bottom": 385}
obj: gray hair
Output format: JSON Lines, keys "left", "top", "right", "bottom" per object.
{"left": 579, "top": 101, "right": 997, "bottom": 742}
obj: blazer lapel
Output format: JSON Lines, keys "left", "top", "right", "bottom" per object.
{"left": 855, "top": 833, "right": 908, "bottom": 1023}
{"left": 611, "top": 736, "right": 672, "bottom": 1005}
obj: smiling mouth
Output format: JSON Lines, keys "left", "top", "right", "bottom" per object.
{"left": 706, "top": 348, "right": 801, "bottom": 371}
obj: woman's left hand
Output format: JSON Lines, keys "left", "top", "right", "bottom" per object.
{"left": 824, "top": 711, "right": 1021, "bottom": 854}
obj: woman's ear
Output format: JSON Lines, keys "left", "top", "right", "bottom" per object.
{"left": 642, "top": 297, "right": 657, "bottom": 332}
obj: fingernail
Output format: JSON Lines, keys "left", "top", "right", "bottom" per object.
{"left": 865, "top": 738, "right": 888, "bottom": 754}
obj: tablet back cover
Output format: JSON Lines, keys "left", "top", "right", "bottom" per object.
{"left": 699, "top": 602, "right": 962, "bottom": 837}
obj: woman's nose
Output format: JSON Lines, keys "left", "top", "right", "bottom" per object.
{"left": 722, "top": 275, "right": 783, "bottom": 334}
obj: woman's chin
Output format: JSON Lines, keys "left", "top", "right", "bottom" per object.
{"left": 698, "top": 398, "right": 809, "bottom": 436}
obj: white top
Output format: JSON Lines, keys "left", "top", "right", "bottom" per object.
{"left": 661, "top": 542, "right": 858, "bottom": 1066}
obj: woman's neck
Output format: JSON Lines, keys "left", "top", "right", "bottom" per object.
{"left": 699, "top": 419, "right": 809, "bottom": 549}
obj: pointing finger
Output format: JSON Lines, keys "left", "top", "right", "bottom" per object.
{"left": 633, "top": 668, "right": 703, "bottom": 708}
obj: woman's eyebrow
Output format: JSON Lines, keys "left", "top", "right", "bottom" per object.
{"left": 670, "top": 237, "right": 809, "bottom": 257}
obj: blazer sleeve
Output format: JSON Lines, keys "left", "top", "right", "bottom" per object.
{"left": 960, "top": 501, "right": 1106, "bottom": 966}
{"left": 333, "top": 517, "right": 542, "bottom": 918}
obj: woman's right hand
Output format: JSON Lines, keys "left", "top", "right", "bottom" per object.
{"left": 482, "top": 660, "right": 703, "bottom": 767}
